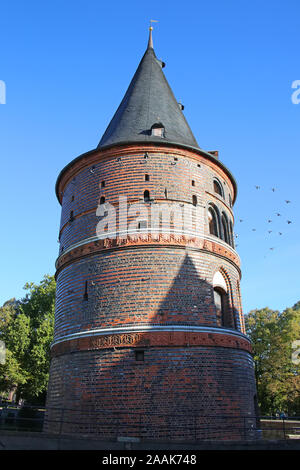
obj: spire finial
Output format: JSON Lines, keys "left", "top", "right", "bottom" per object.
{"left": 148, "top": 20, "right": 158, "bottom": 49}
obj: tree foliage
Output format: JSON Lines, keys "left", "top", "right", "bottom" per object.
{"left": 0, "top": 275, "right": 55, "bottom": 404}
{"left": 245, "top": 302, "right": 300, "bottom": 415}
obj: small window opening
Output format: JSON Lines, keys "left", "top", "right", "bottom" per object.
{"left": 144, "top": 190, "right": 150, "bottom": 202}
{"left": 100, "top": 196, "right": 105, "bottom": 205}
{"left": 192, "top": 180, "right": 195, "bottom": 186}
{"left": 138, "top": 220, "right": 148, "bottom": 230}
{"left": 145, "top": 174, "right": 150, "bottom": 181}
{"left": 192, "top": 195, "right": 197, "bottom": 206}
{"left": 69, "top": 210, "right": 74, "bottom": 221}
{"left": 151, "top": 122, "right": 165, "bottom": 137}
{"left": 101, "top": 181, "right": 105, "bottom": 188}
{"left": 135, "top": 350, "right": 144, "bottom": 362}
{"left": 71, "top": 195, "right": 74, "bottom": 202}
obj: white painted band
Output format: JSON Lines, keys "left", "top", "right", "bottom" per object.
{"left": 52, "top": 324, "right": 250, "bottom": 347}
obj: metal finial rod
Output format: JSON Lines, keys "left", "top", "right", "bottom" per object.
{"left": 148, "top": 20, "right": 158, "bottom": 49}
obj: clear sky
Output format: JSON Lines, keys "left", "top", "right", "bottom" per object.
{"left": 0, "top": 0, "right": 299, "bottom": 314}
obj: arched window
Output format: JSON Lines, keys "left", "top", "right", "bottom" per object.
{"left": 144, "top": 190, "right": 150, "bottom": 202}
{"left": 213, "top": 270, "right": 236, "bottom": 329}
{"left": 221, "top": 213, "right": 230, "bottom": 245}
{"left": 213, "top": 271, "right": 229, "bottom": 327}
{"left": 213, "top": 287, "right": 227, "bottom": 327}
{"left": 208, "top": 207, "right": 219, "bottom": 237}
{"left": 213, "top": 179, "right": 224, "bottom": 198}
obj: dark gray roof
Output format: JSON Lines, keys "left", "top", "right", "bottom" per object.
{"left": 98, "top": 38, "right": 200, "bottom": 150}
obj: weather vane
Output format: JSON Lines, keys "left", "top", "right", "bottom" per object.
{"left": 150, "top": 19, "right": 158, "bottom": 30}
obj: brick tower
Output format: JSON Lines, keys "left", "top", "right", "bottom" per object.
{"left": 45, "top": 28, "right": 259, "bottom": 440}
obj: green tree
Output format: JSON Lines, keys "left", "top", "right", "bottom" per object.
{"left": 0, "top": 275, "right": 55, "bottom": 404}
{"left": 245, "top": 302, "right": 300, "bottom": 415}
{"left": 0, "top": 307, "right": 31, "bottom": 396}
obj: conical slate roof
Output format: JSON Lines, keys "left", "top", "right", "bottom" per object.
{"left": 98, "top": 30, "right": 200, "bottom": 150}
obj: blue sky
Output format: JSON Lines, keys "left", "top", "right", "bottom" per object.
{"left": 0, "top": 0, "right": 299, "bottom": 313}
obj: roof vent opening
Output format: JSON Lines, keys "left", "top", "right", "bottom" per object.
{"left": 178, "top": 102, "right": 184, "bottom": 110}
{"left": 151, "top": 122, "right": 165, "bottom": 138}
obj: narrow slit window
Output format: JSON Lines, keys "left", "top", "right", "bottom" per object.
{"left": 192, "top": 195, "right": 197, "bottom": 206}
{"left": 83, "top": 281, "right": 88, "bottom": 301}
{"left": 145, "top": 174, "right": 150, "bottom": 181}
{"left": 100, "top": 196, "right": 105, "bottom": 205}
{"left": 101, "top": 181, "right": 105, "bottom": 188}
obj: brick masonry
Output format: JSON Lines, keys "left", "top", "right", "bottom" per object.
{"left": 45, "top": 143, "right": 259, "bottom": 440}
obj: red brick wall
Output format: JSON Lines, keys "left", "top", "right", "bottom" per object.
{"left": 45, "top": 346, "right": 257, "bottom": 440}
{"left": 45, "top": 143, "right": 258, "bottom": 440}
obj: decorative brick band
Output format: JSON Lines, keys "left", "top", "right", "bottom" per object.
{"left": 51, "top": 330, "right": 252, "bottom": 357}
{"left": 55, "top": 234, "right": 240, "bottom": 276}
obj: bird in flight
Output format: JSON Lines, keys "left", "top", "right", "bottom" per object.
{"left": 268, "top": 230, "right": 272, "bottom": 234}
{"left": 268, "top": 219, "right": 272, "bottom": 223}
{"left": 287, "top": 220, "right": 292, "bottom": 224}
{"left": 285, "top": 200, "right": 291, "bottom": 204}
{"left": 255, "top": 185, "right": 260, "bottom": 189}
{"left": 271, "top": 188, "right": 276, "bottom": 192}
{"left": 276, "top": 213, "right": 281, "bottom": 217}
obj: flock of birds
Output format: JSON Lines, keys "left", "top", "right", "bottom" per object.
{"left": 234, "top": 185, "right": 293, "bottom": 254}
